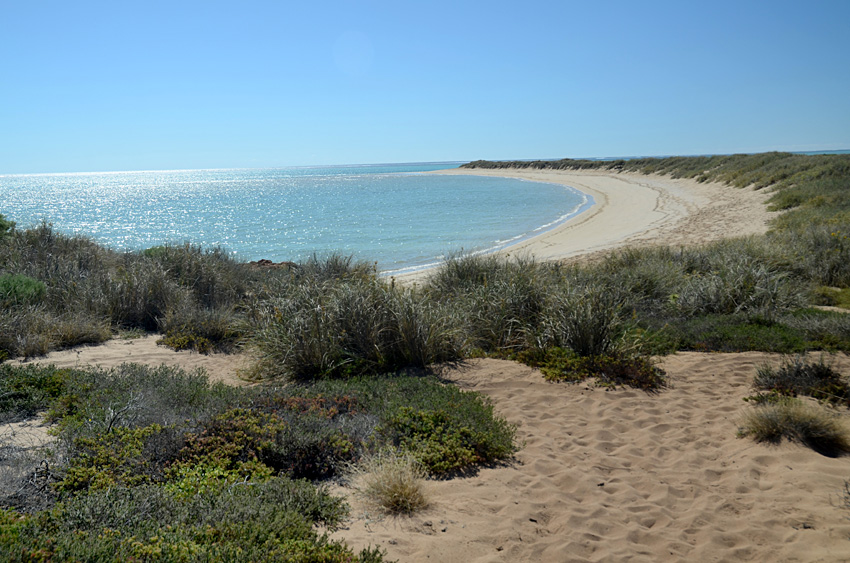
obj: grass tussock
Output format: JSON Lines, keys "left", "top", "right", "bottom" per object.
{"left": 348, "top": 450, "right": 429, "bottom": 514}
{"left": 250, "top": 278, "right": 461, "bottom": 380}
{"left": 739, "top": 399, "right": 850, "bottom": 456}
{"left": 753, "top": 355, "right": 850, "bottom": 406}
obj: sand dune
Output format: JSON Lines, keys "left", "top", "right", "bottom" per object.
{"left": 14, "top": 341, "right": 850, "bottom": 561}
{"left": 331, "top": 354, "right": 850, "bottom": 562}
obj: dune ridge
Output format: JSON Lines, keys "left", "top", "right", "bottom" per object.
{"left": 15, "top": 341, "right": 850, "bottom": 561}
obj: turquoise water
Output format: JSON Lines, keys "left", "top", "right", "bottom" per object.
{"left": 0, "top": 163, "right": 590, "bottom": 275}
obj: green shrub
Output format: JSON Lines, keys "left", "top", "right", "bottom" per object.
{"left": 520, "top": 348, "right": 666, "bottom": 390}
{"left": 753, "top": 355, "right": 850, "bottom": 406}
{"left": 381, "top": 407, "right": 483, "bottom": 474}
{"left": 51, "top": 363, "right": 247, "bottom": 439}
{"left": 540, "top": 285, "right": 623, "bottom": 357}
{"left": 0, "top": 364, "right": 71, "bottom": 423}
{"left": 812, "top": 286, "right": 850, "bottom": 308}
{"left": 157, "top": 303, "right": 244, "bottom": 353}
{"left": 1, "top": 479, "right": 382, "bottom": 563}
{"left": 0, "top": 213, "right": 14, "bottom": 239}
{"left": 307, "top": 375, "right": 517, "bottom": 475}
{"left": 654, "top": 314, "right": 811, "bottom": 353}
{"left": 59, "top": 424, "right": 166, "bottom": 492}
{"left": 252, "top": 278, "right": 461, "bottom": 381}
{"left": 0, "top": 274, "right": 45, "bottom": 306}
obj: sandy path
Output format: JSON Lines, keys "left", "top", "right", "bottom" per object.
{"left": 331, "top": 354, "right": 850, "bottom": 562}
{"left": 9, "top": 335, "right": 253, "bottom": 386}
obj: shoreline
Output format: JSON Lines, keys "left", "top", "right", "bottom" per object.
{"left": 392, "top": 168, "right": 775, "bottom": 283}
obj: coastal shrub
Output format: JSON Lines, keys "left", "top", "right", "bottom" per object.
{"left": 98, "top": 258, "right": 189, "bottom": 331}
{"left": 753, "top": 355, "right": 850, "bottom": 406}
{"left": 306, "top": 375, "right": 517, "bottom": 475}
{"left": 390, "top": 289, "right": 462, "bottom": 366}
{"left": 0, "top": 274, "right": 45, "bottom": 306}
{"left": 739, "top": 399, "right": 850, "bottom": 456}
{"left": 673, "top": 256, "right": 803, "bottom": 321}
{"left": 381, "top": 407, "right": 485, "bottom": 474}
{"left": 157, "top": 303, "right": 244, "bottom": 353}
{"left": 812, "top": 286, "right": 850, "bottom": 308}
{"left": 252, "top": 278, "right": 462, "bottom": 381}
{"left": 520, "top": 348, "right": 666, "bottom": 390}
{"left": 52, "top": 363, "right": 246, "bottom": 441}
{"left": 45, "top": 364, "right": 514, "bottom": 491}
{"left": 0, "top": 213, "right": 14, "bottom": 239}
{"left": 141, "top": 243, "right": 250, "bottom": 309}
{"left": 0, "top": 364, "right": 72, "bottom": 424}
{"left": 0, "top": 445, "right": 58, "bottom": 515}
{"left": 540, "top": 285, "right": 623, "bottom": 357}
{"left": 0, "top": 480, "right": 384, "bottom": 563}
{"left": 58, "top": 424, "right": 166, "bottom": 492}
{"left": 347, "top": 450, "right": 429, "bottom": 514}
{"left": 650, "top": 314, "right": 811, "bottom": 353}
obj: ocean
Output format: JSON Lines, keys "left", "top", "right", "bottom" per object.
{"left": 0, "top": 163, "right": 591, "bottom": 275}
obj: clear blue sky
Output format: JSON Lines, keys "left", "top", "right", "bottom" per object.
{"left": 2, "top": 0, "right": 848, "bottom": 174}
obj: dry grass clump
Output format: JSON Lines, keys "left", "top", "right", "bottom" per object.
{"left": 348, "top": 450, "right": 429, "bottom": 515}
{"left": 753, "top": 354, "right": 850, "bottom": 405}
{"left": 739, "top": 399, "right": 850, "bottom": 456}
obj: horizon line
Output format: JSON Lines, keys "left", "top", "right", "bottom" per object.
{"left": 2, "top": 149, "right": 848, "bottom": 177}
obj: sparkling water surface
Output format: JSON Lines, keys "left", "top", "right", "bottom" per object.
{"left": 0, "top": 163, "right": 590, "bottom": 275}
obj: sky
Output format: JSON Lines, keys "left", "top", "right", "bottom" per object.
{"left": 1, "top": 0, "right": 849, "bottom": 174}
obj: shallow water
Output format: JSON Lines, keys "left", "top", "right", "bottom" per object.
{"left": 0, "top": 163, "right": 589, "bottom": 274}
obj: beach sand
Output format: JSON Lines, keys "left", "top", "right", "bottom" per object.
{"left": 7, "top": 170, "right": 850, "bottom": 561}
{"left": 391, "top": 168, "right": 775, "bottom": 284}
{"left": 12, "top": 340, "right": 850, "bottom": 562}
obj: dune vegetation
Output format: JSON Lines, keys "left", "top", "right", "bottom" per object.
{"left": 2, "top": 151, "right": 850, "bottom": 560}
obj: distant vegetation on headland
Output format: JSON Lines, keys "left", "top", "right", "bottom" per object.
{"left": 3, "top": 151, "right": 850, "bottom": 560}
{"left": 464, "top": 151, "right": 850, "bottom": 230}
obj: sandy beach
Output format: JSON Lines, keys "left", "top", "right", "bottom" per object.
{"left": 429, "top": 168, "right": 774, "bottom": 260}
